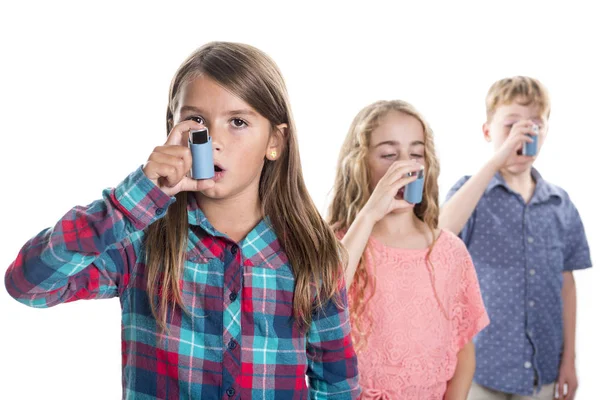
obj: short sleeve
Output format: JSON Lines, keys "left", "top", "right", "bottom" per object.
{"left": 450, "top": 236, "right": 490, "bottom": 351}
{"left": 444, "top": 176, "right": 476, "bottom": 246}
{"left": 562, "top": 197, "right": 592, "bottom": 271}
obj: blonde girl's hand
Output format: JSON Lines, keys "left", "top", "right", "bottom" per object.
{"left": 362, "top": 160, "right": 423, "bottom": 222}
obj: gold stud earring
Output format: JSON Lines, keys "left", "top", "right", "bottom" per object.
{"left": 270, "top": 150, "right": 277, "bottom": 159}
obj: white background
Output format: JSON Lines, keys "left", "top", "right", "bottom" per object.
{"left": 1, "top": 1, "right": 598, "bottom": 398}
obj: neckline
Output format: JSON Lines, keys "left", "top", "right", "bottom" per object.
{"left": 368, "top": 229, "right": 446, "bottom": 254}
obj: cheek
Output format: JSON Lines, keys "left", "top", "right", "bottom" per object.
{"left": 369, "top": 171, "right": 384, "bottom": 189}
{"left": 226, "top": 138, "right": 267, "bottom": 173}
{"left": 231, "top": 155, "right": 265, "bottom": 184}
{"left": 489, "top": 128, "right": 508, "bottom": 146}
{"left": 240, "top": 147, "right": 266, "bottom": 167}
{"left": 367, "top": 159, "right": 391, "bottom": 189}
{"left": 231, "top": 129, "right": 269, "bottom": 156}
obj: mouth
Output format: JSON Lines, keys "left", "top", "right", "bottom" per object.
{"left": 213, "top": 160, "right": 226, "bottom": 172}
{"left": 514, "top": 153, "right": 534, "bottom": 162}
{"left": 213, "top": 163, "right": 225, "bottom": 181}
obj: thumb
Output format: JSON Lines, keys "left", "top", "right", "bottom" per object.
{"left": 178, "top": 176, "right": 215, "bottom": 192}
{"left": 388, "top": 199, "right": 406, "bottom": 212}
{"left": 556, "top": 378, "right": 565, "bottom": 399}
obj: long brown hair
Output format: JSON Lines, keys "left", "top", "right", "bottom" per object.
{"left": 327, "top": 100, "right": 441, "bottom": 351}
{"left": 145, "top": 42, "right": 345, "bottom": 332}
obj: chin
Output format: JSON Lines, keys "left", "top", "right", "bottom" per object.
{"left": 505, "top": 162, "right": 533, "bottom": 175}
{"left": 198, "top": 186, "right": 229, "bottom": 200}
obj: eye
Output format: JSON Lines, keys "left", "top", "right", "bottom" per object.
{"left": 230, "top": 118, "right": 248, "bottom": 129}
{"left": 187, "top": 116, "right": 205, "bottom": 124}
{"left": 410, "top": 154, "right": 424, "bottom": 159}
{"left": 382, "top": 154, "right": 397, "bottom": 159}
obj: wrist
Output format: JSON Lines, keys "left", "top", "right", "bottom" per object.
{"left": 487, "top": 155, "right": 503, "bottom": 172}
{"left": 357, "top": 207, "right": 378, "bottom": 227}
{"left": 562, "top": 351, "right": 576, "bottom": 365}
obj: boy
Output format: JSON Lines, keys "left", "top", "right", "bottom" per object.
{"left": 441, "top": 76, "right": 592, "bottom": 400}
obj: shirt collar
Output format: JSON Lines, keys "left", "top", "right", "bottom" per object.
{"left": 484, "top": 168, "right": 562, "bottom": 204}
{"left": 185, "top": 193, "right": 286, "bottom": 268}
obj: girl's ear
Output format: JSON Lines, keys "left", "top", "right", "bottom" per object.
{"left": 266, "top": 123, "right": 288, "bottom": 160}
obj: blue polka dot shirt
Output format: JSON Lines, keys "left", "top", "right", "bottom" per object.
{"left": 446, "top": 169, "right": 592, "bottom": 395}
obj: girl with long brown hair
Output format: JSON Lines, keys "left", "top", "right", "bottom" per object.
{"left": 328, "top": 100, "right": 488, "bottom": 399}
{"left": 5, "top": 42, "right": 359, "bottom": 400}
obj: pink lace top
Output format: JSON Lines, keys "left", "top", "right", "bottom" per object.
{"left": 348, "top": 230, "right": 489, "bottom": 399}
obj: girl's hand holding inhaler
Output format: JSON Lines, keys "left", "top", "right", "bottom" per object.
{"left": 362, "top": 160, "right": 424, "bottom": 223}
{"left": 143, "top": 120, "right": 215, "bottom": 197}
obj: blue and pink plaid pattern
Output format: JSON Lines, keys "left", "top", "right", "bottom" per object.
{"left": 5, "top": 167, "right": 360, "bottom": 399}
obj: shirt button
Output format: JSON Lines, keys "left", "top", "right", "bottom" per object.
{"left": 228, "top": 339, "right": 237, "bottom": 350}
{"left": 527, "top": 236, "right": 534, "bottom": 243}
{"left": 156, "top": 207, "right": 165, "bottom": 216}
{"left": 231, "top": 246, "right": 238, "bottom": 255}
{"left": 226, "top": 388, "right": 235, "bottom": 397}
{"left": 229, "top": 291, "right": 238, "bottom": 301}
{"left": 524, "top": 361, "right": 532, "bottom": 369}
{"left": 529, "top": 269, "right": 536, "bottom": 276}
{"left": 529, "top": 300, "right": 535, "bottom": 307}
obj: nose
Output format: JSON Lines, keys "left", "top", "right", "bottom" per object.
{"left": 398, "top": 149, "right": 411, "bottom": 161}
{"left": 209, "top": 125, "right": 224, "bottom": 152}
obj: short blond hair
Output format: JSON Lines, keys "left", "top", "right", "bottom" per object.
{"left": 486, "top": 76, "right": 550, "bottom": 121}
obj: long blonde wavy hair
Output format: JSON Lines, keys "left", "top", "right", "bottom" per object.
{"left": 327, "top": 100, "right": 441, "bottom": 352}
{"left": 145, "top": 42, "right": 345, "bottom": 332}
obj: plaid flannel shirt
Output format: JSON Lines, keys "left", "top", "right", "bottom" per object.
{"left": 5, "top": 167, "right": 360, "bottom": 400}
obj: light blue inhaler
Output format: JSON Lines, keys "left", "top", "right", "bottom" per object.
{"left": 404, "top": 168, "right": 425, "bottom": 204}
{"left": 189, "top": 128, "right": 214, "bottom": 179}
{"left": 522, "top": 124, "right": 539, "bottom": 157}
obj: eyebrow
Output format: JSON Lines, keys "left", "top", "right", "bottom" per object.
{"left": 374, "top": 140, "right": 425, "bottom": 148}
{"left": 503, "top": 113, "right": 544, "bottom": 121}
{"left": 179, "top": 105, "right": 258, "bottom": 117}
{"left": 226, "top": 109, "right": 259, "bottom": 117}
{"left": 504, "top": 113, "right": 523, "bottom": 119}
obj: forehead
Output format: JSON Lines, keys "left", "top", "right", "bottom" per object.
{"left": 177, "top": 75, "right": 250, "bottom": 113}
{"left": 370, "top": 111, "right": 424, "bottom": 146}
{"left": 493, "top": 100, "right": 545, "bottom": 121}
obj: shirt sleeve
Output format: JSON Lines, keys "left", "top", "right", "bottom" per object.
{"left": 451, "top": 235, "right": 490, "bottom": 351}
{"left": 444, "top": 176, "right": 477, "bottom": 246}
{"left": 562, "top": 197, "right": 592, "bottom": 271}
{"left": 306, "top": 279, "right": 361, "bottom": 399}
{"left": 4, "top": 166, "right": 175, "bottom": 307}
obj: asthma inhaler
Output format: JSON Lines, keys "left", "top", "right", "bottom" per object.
{"left": 522, "top": 124, "right": 539, "bottom": 157}
{"left": 404, "top": 168, "right": 425, "bottom": 204}
{"left": 189, "top": 128, "right": 214, "bottom": 179}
